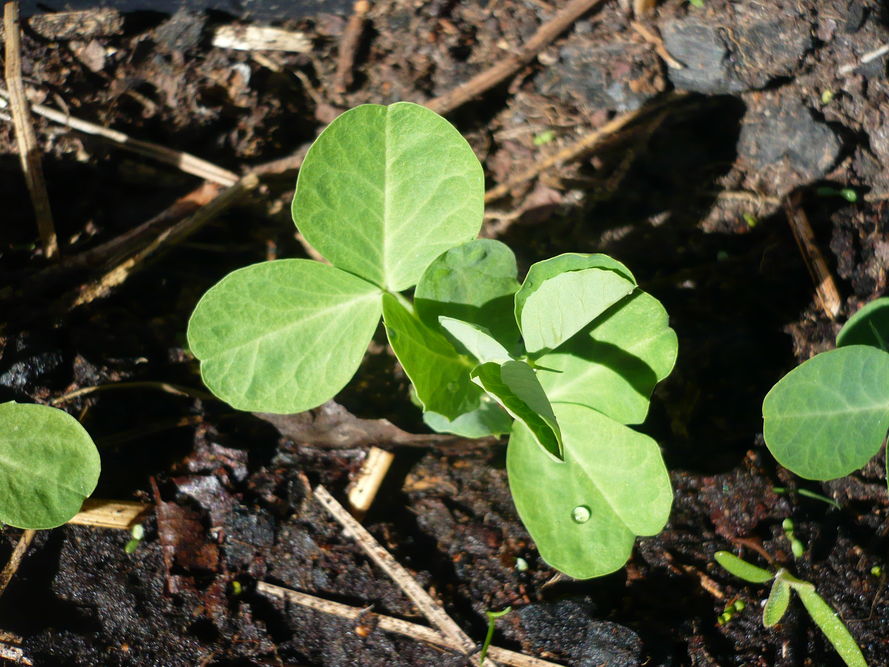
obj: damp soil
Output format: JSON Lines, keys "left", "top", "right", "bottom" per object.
{"left": 2, "top": 0, "right": 889, "bottom": 665}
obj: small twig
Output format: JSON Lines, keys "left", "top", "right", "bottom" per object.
{"left": 314, "top": 485, "right": 493, "bottom": 664}
{"left": 51, "top": 381, "right": 215, "bottom": 405}
{"left": 783, "top": 192, "right": 842, "bottom": 320}
{"left": 0, "top": 85, "right": 238, "bottom": 186}
{"left": 68, "top": 173, "right": 259, "bottom": 308}
{"left": 334, "top": 0, "right": 371, "bottom": 95}
{"left": 426, "top": 0, "right": 606, "bottom": 115}
{"left": 257, "top": 582, "right": 564, "bottom": 667}
{"left": 630, "top": 21, "right": 684, "bottom": 69}
{"left": 838, "top": 42, "right": 889, "bottom": 76}
{"left": 3, "top": 1, "right": 58, "bottom": 258}
{"left": 0, "top": 529, "right": 36, "bottom": 599}
{"left": 67, "top": 499, "right": 150, "bottom": 530}
{"left": 347, "top": 446, "right": 395, "bottom": 517}
{"left": 484, "top": 93, "right": 682, "bottom": 203}
{"left": 212, "top": 25, "right": 311, "bottom": 52}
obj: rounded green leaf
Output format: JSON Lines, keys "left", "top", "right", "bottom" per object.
{"left": 292, "top": 102, "right": 484, "bottom": 292}
{"left": 187, "top": 259, "right": 382, "bottom": 413}
{"left": 536, "top": 291, "right": 678, "bottom": 424}
{"left": 415, "top": 239, "right": 521, "bottom": 347}
{"left": 762, "top": 345, "right": 889, "bottom": 480}
{"left": 382, "top": 293, "right": 480, "bottom": 420}
{"left": 837, "top": 297, "right": 889, "bottom": 351}
{"left": 0, "top": 402, "right": 101, "bottom": 530}
{"left": 472, "top": 360, "right": 562, "bottom": 460}
{"left": 514, "top": 253, "right": 636, "bottom": 327}
{"left": 518, "top": 267, "right": 636, "bottom": 354}
{"left": 507, "top": 403, "right": 672, "bottom": 579}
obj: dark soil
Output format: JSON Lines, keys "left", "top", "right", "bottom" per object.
{"left": 2, "top": 0, "right": 889, "bottom": 665}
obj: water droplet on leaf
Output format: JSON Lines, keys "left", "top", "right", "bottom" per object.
{"left": 571, "top": 505, "right": 591, "bottom": 523}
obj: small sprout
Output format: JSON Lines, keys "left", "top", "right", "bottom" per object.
{"left": 821, "top": 89, "right": 835, "bottom": 104}
{"left": 782, "top": 518, "right": 805, "bottom": 558}
{"left": 533, "top": 130, "right": 556, "bottom": 146}
{"left": 871, "top": 566, "right": 882, "bottom": 577}
{"left": 231, "top": 580, "right": 243, "bottom": 596}
{"left": 815, "top": 186, "right": 858, "bottom": 202}
{"left": 515, "top": 557, "right": 529, "bottom": 572}
{"left": 742, "top": 212, "right": 758, "bottom": 228}
{"left": 714, "top": 552, "right": 867, "bottom": 666}
{"left": 718, "top": 598, "right": 747, "bottom": 624}
{"left": 479, "top": 606, "right": 511, "bottom": 664}
{"left": 733, "top": 599, "right": 746, "bottom": 612}
{"left": 124, "top": 522, "right": 145, "bottom": 554}
{"left": 772, "top": 486, "right": 841, "bottom": 509}
{"left": 689, "top": 0, "right": 705, "bottom": 6}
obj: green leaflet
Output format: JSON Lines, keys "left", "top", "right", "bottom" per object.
{"left": 0, "top": 402, "right": 101, "bottom": 530}
{"left": 795, "top": 586, "right": 868, "bottom": 667}
{"left": 472, "top": 360, "right": 562, "bottom": 459}
{"left": 439, "top": 317, "right": 512, "bottom": 364}
{"left": 382, "top": 293, "right": 480, "bottom": 420}
{"left": 763, "top": 578, "right": 790, "bottom": 627}
{"left": 415, "top": 239, "right": 521, "bottom": 348}
{"left": 187, "top": 260, "right": 382, "bottom": 413}
{"left": 536, "top": 291, "right": 678, "bottom": 424}
{"left": 517, "top": 267, "right": 636, "bottom": 354}
{"left": 762, "top": 345, "right": 889, "bottom": 480}
{"left": 837, "top": 297, "right": 889, "bottom": 351}
{"left": 713, "top": 551, "right": 773, "bottom": 583}
{"left": 293, "top": 103, "right": 484, "bottom": 292}
{"left": 508, "top": 403, "right": 672, "bottom": 579}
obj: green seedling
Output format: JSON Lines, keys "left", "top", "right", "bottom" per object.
{"left": 821, "top": 89, "right": 835, "bottom": 105}
{"left": 717, "top": 598, "right": 746, "bottom": 625}
{"left": 715, "top": 551, "right": 866, "bottom": 667}
{"left": 187, "top": 102, "right": 678, "bottom": 579}
{"left": 479, "top": 606, "right": 511, "bottom": 664}
{"left": 689, "top": 0, "right": 705, "bottom": 6}
{"left": 763, "top": 297, "right": 889, "bottom": 490}
{"left": 781, "top": 518, "right": 805, "bottom": 558}
{"left": 124, "top": 523, "right": 145, "bottom": 554}
{"left": 815, "top": 186, "right": 858, "bottom": 202}
{"left": 772, "top": 486, "right": 841, "bottom": 510}
{"left": 533, "top": 130, "right": 556, "bottom": 146}
{"left": 0, "top": 401, "right": 101, "bottom": 530}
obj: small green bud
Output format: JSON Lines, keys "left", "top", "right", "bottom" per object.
{"left": 231, "top": 580, "right": 243, "bottom": 595}
{"left": 124, "top": 538, "right": 140, "bottom": 554}
{"left": 821, "top": 89, "right": 834, "bottom": 105}
{"left": 130, "top": 523, "right": 145, "bottom": 540}
{"left": 742, "top": 213, "right": 758, "bottom": 228}
{"left": 732, "top": 600, "right": 746, "bottom": 612}
{"left": 791, "top": 538, "right": 805, "bottom": 559}
{"left": 782, "top": 518, "right": 794, "bottom": 532}
{"left": 839, "top": 188, "right": 858, "bottom": 202}
{"left": 533, "top": 130, "right": 556, "bottom": 146}
{"left": 871, "top": 566, "right": 882, "bottom": 577}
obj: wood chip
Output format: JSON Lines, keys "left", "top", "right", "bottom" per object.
{"left": 212, "top": 25, "right": 311, "bottom": 52}
{"left": 67, "top": 499, "right": 150, "bottom": 530}
{"left": 28, "top": 8, "right": 123, "bottom": 40}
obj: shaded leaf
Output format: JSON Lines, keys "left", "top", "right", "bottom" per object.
{"left": 293, "top": 102, "right": 484, "bottom": 291}
{"left": 439, "top": 317, "right": 512, "bottom": 364}
{"left": 837, "top": 297, "right": 889, "bottom": 351}
{"left": 508, "top": 403, "right": 672, "bottom": 579}
{"left": 0, "top": 402, "right": 101, "bottom": 530}
{"left": 472, "top": 360, "right": 561, "bottom": 459}
{"left": 188, "top": 260, "right": 382, "bottom": 413}
{"left": 382, "top": 293, "right": 480, "bottom": 420}
{"left": 423, "top": 398, "right": 514, "bottom": 438}
{"left": 762, "top": 345, "right": 889, "bottom": 480}
{"left": 517, "top": 267, "right": 636, "bottom": 353}
{"left": 415, "top": 239, "right": 521, "bottom": 347}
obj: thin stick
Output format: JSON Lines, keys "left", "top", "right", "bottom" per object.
{"left": 484, "top": 94, "right": 680, "bottom": 203}
{"left": 67, "top": 499, "right": 149, "bottom": 530}
{"left": 51, "top": 381, "right": 215, "bottom": 405}
{"left": 783, "top": 192, "right": 842, "bottom": 320}
{"left": 0, "top": 529, "right": 35, "bottom": 599}
{"left": 69, "top": 173, "right": 259, "bottom": 307}
{"left": 348, "top": 446, "right": 395, "bottom": 517}
{"left": 334, "top": 0, "right": 371, "bottom": 94}
{"left": 630, "top": 21, "right": 684, "bottom": 69}
{"left": 3, "top": 2, "right": 58, "bottom": 258}
{"left": 313, "top": 485, "right": 491, "bottom": 663}
{"left": 257, "top": 582, "right": 564, "bottom": 667}
{"left": 426, "top": 0, "right": 606, "bottom": 115}
{"left": 0, "top": 86, "right": 238, "bottom": 186}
